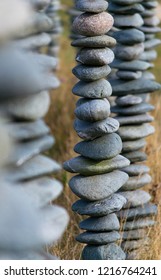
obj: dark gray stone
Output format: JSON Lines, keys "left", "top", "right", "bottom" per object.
{"left": 112, "top": 103, "right": 154, "bottom": 115}
{"left": 114, "top": 14, "right": 144, "bottom": 28}
{"left": 122, "top": 138, "right": 146, "bottom": 153}
{"left": 122, "top": 218, "right": 155, "bottom": 230}
{"left": 144, "top": 39, "right": 161, "bottom": 50}
{"left": 112, "top": 28, "right": 145, "bottom": 46}
{"left": 120, "top": 190, "right": 151, "bottom": 208}
{"left": 74, "top": 133, "right": 122, "bottom": 160}
{"left": 122, "top": 151, "right": 147, "bottom": 163}
{"left": 72, "top": 79, "right": 112, "bottom": 99}
{"left": 116, "top": 70, "right": 142, "bottom": 80}
{"left": 79, "top": 213, "right": 120, "bottom": 231}
{"left": 117, "top": 204, "right": 157, "bottom": 220}
{"left": 109, "top": 2, "right": 145, "bottom": 14}
{"left": 72, "top": 64, "right": 111, "bottom": 82}
{"left": 76, "top": 231, "right": 120, "bottom": 245}
{"left": 120, "top": 174, "right": 152, "bottom": 191}
{"left": 121, "top": 164, "right": 150, "bottom": 176}
{"left": 118, "top": 124, "right": 155, "bottom": 140}
{"left": 75, "top": 0, "right": 108, "bottom": 13}
{"left": 75, "top": 99, "right": 110, "bottom": 122}
{"left": 111, "top": 60, "right": 152, "bottom": 72}
{"left": 139, "top": 50, "right": 157, "bottom": 62}
{"left": 64, "top": 154, "right": 130, "bottom": 176}
{"left": 116, "top": 95, "right": 142, "bottom": 106}
{"left": 74, "top": 117, "right": 119, "bottom": 140}
{"left": 69, "top": 170, "right": 128, "bottom": 201}
{"left": 71, "top": 35, "right": 116, "bottom": 48}
{"left": 120, "top": 229, "right": 146, "bottom": 240}
{"left": 76, "top": 47, "right": 114, "bottom": 66}
{"left": 72, "top": 193, "right": 127, "bottom": 216}
{"left": 138, "top": 26, "right": 161, "bottom": 34}
{"left": 112, "top": 0, "right": 142, "bottom": 5}
{"left": 82, "top": 243, "right": 126, "bottom": 260}
{"left": 114, "top": 43, "right": 144, "bottom": 61}
{"left": 115, "top": 114, "right": 154, "bottom": 125}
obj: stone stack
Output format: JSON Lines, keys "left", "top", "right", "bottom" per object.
{"left": 108, "top": 0, "right": 161, "bottom": 259}
{"left": 64, "top": 0, "right": 130, "bottom": 260}
{"left": 46, "top": 0, "right": 62, "bottom": 57}
{"left": 0, "top": 0, "right": 68, "bottom": 259}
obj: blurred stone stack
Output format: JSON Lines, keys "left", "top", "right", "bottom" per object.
{"left": 64, "top": 0, "right": 130, "bottom": 260}
{"left": 0, "top": 0, "right": 68, "bottom": 259}
{"left": 46, "top": 0, "right": 62, "bottom": 57}
{"left": 69, "top": 2, "right": 82, "bottom": 40}
{"left": 108, "top": 0, "right": 161, "bottom": 259}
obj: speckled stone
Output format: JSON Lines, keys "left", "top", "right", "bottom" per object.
{"left": 114, "top": 43, "right": 144, "bottom": 61}
{"left": 72, "top": 79, "right": 112, "bottom": 99}
{"left": 112, "top": 28, "right": 145, "bottom": 46}
{"left": 120, "top": 229, "right": 146, "bottom": 240}
{"left": 76, "top": 47, "right": 114, "bottom": 66}
{"left": 122, "top": 218, "right": 155, "bottom": 230}
{"left": 79, "top": 213, "right": 120, "bottom": 232}
{"left": 72, "top": 12, "right": 114, "bottom": 36}
{"left": 76, "top": 231, "right": 120, "bottom": 245}
{"left": 117, "top": 204, "right": 157, "bottom": 221}
{"left": 118, "top": 124, "right": 155, "bottom": 140}
{"left": 82, "top": 243, "right": 126, "bottom": 260}
{"left": 115, "top": 114, "right": 154, "bottom": 125}
{"left": 116, "top": 95, "right": 142, "bottom": 106}
{"left": 120, "top": 190, "right": 151, "bottom": 208}
{"left": 72, "top": 193, "right": 127, "bottom": 216}
{"left": 75, "top": 0, "right": 108, "bottom": 13}
{"left": 71, "top": 35, "right": 116, "bottom": 48}
{"left": 72, "top": 64, "right": 111, "bottom": 82}
{"left": 75, "top": 98, "right": 110, "bottom": 122}
{"left": 122, "top": 138, "right": 146, "bottom": 153}
{"left": 69, "top": 170, "right": 129, "bottom": 201}
{"left": 74, "top": 133, "right": 122, "bottom": 160}
{"left": 74, "top": 117, "right": 119, "bottom": 140}
{"left": 120, "top": 174, "right": 152, "bottom": 191}
{"left": 112, "top": 103, "right": 154, "bottom": 115}
{"left": 121, "top": 164, "right": 150, "bottom": 176}
{"left": 64, "top": 155, "right": 129, "bottom": 176}
{"left": 114, "top": 14, "right": 144, "bottom": 28}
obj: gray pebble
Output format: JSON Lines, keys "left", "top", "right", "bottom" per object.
{"left": 82, "top": 243, "right": 126, "bottom": 260}
{"left": 111, "top": 60, "right": 152, "bottom": 72}
{"left": 76, "top": 47, "right": 114, "bottom": 66}
{"left": 121, "top": 164, "right": 150, "bottom": 176}
{"left": 76, "top": 231, "right": 120, "bottom": 245}
{"left": 71, "top": 35, "right": 116, "bottom": 48}
{"left": 120, "top": 174, "right": 152, "bottom": 191}
{"left": 122, "top": 238, "right": 149, "bottom": 251}
{"left": 72, "top": 193, "right": 127, "bottom": 216}
{"left": 109, "top": 2, "right": 145, "bottom": 14}
{"left": 114, "top": 43, "right": 144, "bottom": 61}
{"left": 122, "top": 218, "right": 155, "bottom": 230}
{"left": 115, "top": 114, "right": 154, "bottom": 125}
{"left": 116, "top": 95, "right": 142, "bottom": 106}
{"left": 72, "top": 64, "right": 111, "bottom": 82}
{"left": 116, "top": 70, "right": 142, "bottom": 80}
{"left": 117, "top": 204, "right": 157, "bottom": 221}
{"left": 74, "top": 133, "right": 122, "bottom": 160}
{"left": 114, "top": 14, "right": 144, "bottom": 28}
{"left": 123, "top": 151, "right": 147, "bottom": 163}
{"left": 118, "top": 124, "right": 155, "bottom": 140}
{"left": 144, "top": 38, "right": 161, "bottom": 50}
{"left": 120, "top": 190, "right": 151, "bottom": 208}
{"left": 122, "top": 138, "right": 146, "bottom": 153}
{"left": 112, "top": 103, "right": 154, "bottom": 115}
{"left": 120, "top": 229, "right": 146, "bottom": 240}
{"left": 138, "top": 26, "right": 161, "bottom": 34}
{"left": 69, "top": 170, "right": 128, "bottom": 201}
{"left": 72, "top": 79, "right": 112, "bottom": 99}
{"left": 75, "top": 0, "right": 108, "bottom": 13}
{"left": 112, "top": 28, "right": 145, "bottom": 45}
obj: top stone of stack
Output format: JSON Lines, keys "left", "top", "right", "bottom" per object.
{"left": 75, "top": 0, "right": 108, "bottom": 13}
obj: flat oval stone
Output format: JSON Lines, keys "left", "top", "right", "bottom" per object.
{"left": 120, "top": 174, "right": 152, "bottom": 191}
{"left": 112, "top": 28, "right": 145, "bottom": 45}
{"left": 109, "top": 2, "right": 145, "bottom": 14}
{"left": 115, "top": 114, "right": 154, "bottom": 125}
{"left": 122, "top": 138, "right": 146, "bottom": 153}
{"left": 122, "top": 238, "right": 149, "bottom": 251}
{"left": 144, "top": 39, "right": 161, "bottom": 50}
{"left": 122, "top": 218, "right": 155, "bottom": 230}
{"left": 71, "top": 35, "right": 116, "bottom": 48}
{"left": 3, "top": 91, "right": 50, "bottom": 121}
{"left": 72, "top": 12, "right": 114, "bottom": 36}
{"left": 120, "top": 229, "right": 146, "bottom": 240}
{"left": 72, "top": 64, "right": 111, "bottom": 81}
{"left": 117, "top": 204, "right": 157, "bottom": 221}
{"left": 74, "top": 117, "right": 119, "bottom": 140}
{"left": 118, "top": 124, "right": 155, "bottom": 140}
{"left": 76, "top": 47, "right": 114, "bottom": 66}
{"left": 139, "top": 50, "right": 157, "bottom": 62}
{"left": 122, "top": 151, "right": 147, "bottom": 163}
{"left": 79, "top": 213, "right": 120, "bottom": 232}
{"left": 76, "top": 231, "right": 120, "bottom": 245}
{"left": 114, "top": 14, "right": 144, "bottom": 28}
{"left": 121, "top": 164, "right": 150, "bottom": 176}
{"left": 120, "top": 190, "right": 151, "bottom": 208}
{"left": 8, "top": 120, "right": 50, "bottom": 141}
{"left": 75, "top": 0, "right": 108, "bottom": 13}
{"left": 111, "top": 60, "right": 152, "bottom": 72}
{"left": 82, "top": 243, "right": 126, "bottom": 260}
{"left": 74, "top": 133, "right": 122, "bottom": 160}
{"left": 116, "top": 95, "right": 142, "bottom": 106}
{"left": 72, "top": 79, "right": 112, "bottom": 98}
{"left": 114, "top": 43, "right": 144, "bottom": 61}
{"left": 64, "top": 155, "right": 129, "bottom": 176}
{"left": 69, "top": 170, "right": 128, "bottom": 201}
{"left": 75, "top": 99, "right": 110, "bottom": 122}
{"left": 138, "top": 26, "right": 161, "bottom": 34}
{"left": 112, "top": 103, "right": 154, "bottom": 115}
{"left": 116, "top": 70, "right": 142, "bottom": 80}
{"left": 142, "top": 71, "right": 155, "bottom": 80}
{"left": 13, "top": 33, "right": 51, "bottom": 50}
{"left": 6, "top": 155, "right": 61, "bottom": 182}
{"left": 72, "top": 193, "right": 127, "bottom": 216}
{"left": 112, "top": 0, "right": 142, "bottom": 5}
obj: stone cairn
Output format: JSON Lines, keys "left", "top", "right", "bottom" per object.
{"left": 46, "top": 0, "right": 62, "bottom": 58}
{"left": 0, "top": 0, "right": 68, "bottom": 259}
{"left": 108, "top": 0, "right": 161, "bottom": 259}
{"left": 64, "top": 0, "right": 131, "bottom": 260}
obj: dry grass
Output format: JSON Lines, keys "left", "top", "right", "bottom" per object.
{"left": 46, "top": 1, "right": 161, "bottom": 259}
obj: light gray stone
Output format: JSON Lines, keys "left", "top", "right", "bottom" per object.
{"left": 120, "top": 229, "right": 146, "bottom": 240}
{"left": 118, "top": 124, "right": 155, "bottom": 140}
{"left": 122, "top": 238, "right": 149, "bottom": 251}
{"left": 115, "top": 114, "right": 154, "bottom": 125}
{"left": 122, "top": 218, "right": 155, "bottom": 230}
{"left": 75, "top": 0, "right": 108, "bottom": 13}
{"left": 76, "top": 47, "right": 114, "bottom": 66}
{"left": 121, "top": 164, "right": 150, "bottom": 176}
{"left": 72, "top": 64, "right": 111, "bottom": 82}
{"left": 112, "top": 103, "right": 154, "bottom": 115}
{"left": 120, "top": 174, "right": 152, "bottom": 191}
{"left": 120, "top": 190, "right": 151, "bottom": 208}
{"left": 122, "top": 151, "right": 147, "bottom": 163}
{"left": 117, "top": 204, "right": 157, "bottom": 220}
{"left": 114, "top": 14, "right": 144, "bottom": 28}
{"left": 116, "top": 95, "right": 142, "bottom": 106}
{"left": 116, "top": 70, "right": 142, "bottom": 80}
{"left": 122, "top": 138, "right": 146, "bottom": 153}
{"left": 114, "top": 43, "right": 144, "bottom": 61}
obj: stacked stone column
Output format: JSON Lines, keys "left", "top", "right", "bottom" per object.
{"left": 108, "top": 0, "right": 161, "bottom": 259}
{"left": 0, "top": 0, "right": 68, "bottom": 259}
{"left": 64, "top": 0, "right": 130, "bottom": 260}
